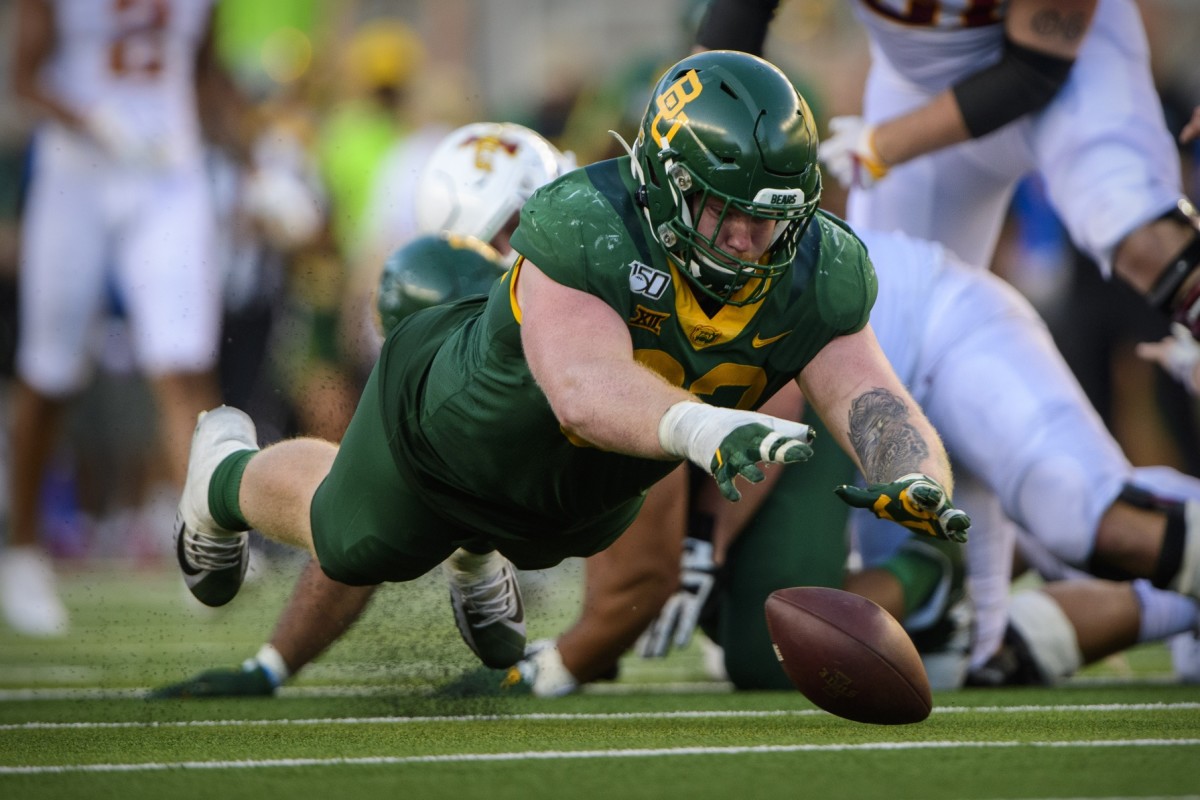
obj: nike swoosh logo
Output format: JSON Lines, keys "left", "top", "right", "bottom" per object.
{"left": 752, "top": 331, "right": 792, "bottom": 348}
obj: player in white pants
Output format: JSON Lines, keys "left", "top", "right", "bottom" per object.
{"left": 846, "top": 228, "right": 1200, "bottom": 684}
{"left": 697, "top": 0, "right": 1200, "bottom": 341}
{"left": 3, "top": 0, "right": 244, "bottom": 636}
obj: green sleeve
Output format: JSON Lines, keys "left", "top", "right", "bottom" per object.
{"left": 811, "top": 213, "right": 878, "bottom": 333}
{"left": 509, "top": 174, "right": 592, "bottom": 293}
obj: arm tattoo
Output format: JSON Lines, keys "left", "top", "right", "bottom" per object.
{"left": 847, "top": 388, "right": 930, "bottom": 483}
{"left": 1030, "top": 10, "right": 1087, "bottom": 43}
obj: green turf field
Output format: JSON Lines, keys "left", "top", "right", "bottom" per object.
{"left": 2, "top": 557, "right": 1198, "bottom": 799}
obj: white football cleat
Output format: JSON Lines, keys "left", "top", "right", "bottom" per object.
{"left": 1170, "top": 630, "right": 1200, "bottom": 684}
{"left": 444, "top": 548, "right": 526, "bottom": 668}
{"left": 175, "top": 407, "right": 258, "bottom": 607}
{"left": 0, "top": 545, "right": 68, "bottom": 637}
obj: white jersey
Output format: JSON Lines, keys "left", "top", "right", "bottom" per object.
{"left": 17, "top": 0, "right": 221, "bottom": 394}
{"left": 852, "top": 227, "right": 1133, "bottom": 669}
{"left": 41, "top": 0, "right": 214, "bottom": 167}
{"left": 854, "top": 0, "right": 1008, "bottom": 91}
{"left": 849, "top": 0, "right": 1182, "bottom": 277}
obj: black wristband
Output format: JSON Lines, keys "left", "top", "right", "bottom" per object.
{"left": 952, "top": 37, "right": 1075, "bottom": 138}
{"left": 695, "top": 0, "right": 780, "bottom": 55}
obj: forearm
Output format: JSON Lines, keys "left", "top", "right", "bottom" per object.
{"left": 194, "top": 16, "right": 258, "bottom": 165}
{"left": 844, "top": 386, "right": 953, "bottom": 493}
{"left": 268, "top": 560, "right": 376, "bottom": 673}
{"left": 518, "top": 259, "right": 694, "bottom": 459}
{"left": 870, "top": 92, "right": 970, "bottom": 169}
{"left": 11, "top": 0, "right": 85, "bottom": 130}
{"left": 873, "top": 0, "right": 1091, "bottom": 169}
{"left": 519, "top": 259, "right": 811, "bottom": 471}
{"left": 12, "top": 85, "right": 86, "bottom": 131}
{"left": 541, "top": 352, "right": 694, "bottom": 459}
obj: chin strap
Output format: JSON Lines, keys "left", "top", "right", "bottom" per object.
{"left": 1147, "top": 198, "right": 1200, "bottom": 336}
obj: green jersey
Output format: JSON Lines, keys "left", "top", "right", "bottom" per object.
{"left": 378, "top": 156, "right": 875, "bottom": 545}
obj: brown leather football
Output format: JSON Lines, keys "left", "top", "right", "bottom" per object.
{"left": 765, "top": 586, "right": 932, "bottom": 724}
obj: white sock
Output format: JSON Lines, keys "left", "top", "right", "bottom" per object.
{"left": 1132, "top": 579, "right": 1200, "bottom": 642}
{"left": 445, "top": 548, "right": 502, "bottom": 577}
{"left": 247, "top": 643, "right": 291, "bottom": 687}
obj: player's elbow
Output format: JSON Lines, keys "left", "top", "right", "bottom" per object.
{"left": 539, "top": 369, "right": 595, "bottom": 440}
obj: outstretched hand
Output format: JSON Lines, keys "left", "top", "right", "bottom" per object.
{"left": 835, "top": 473, "right": 970, "bottom": 543}
{"left": 658, "top": 402, "right": 815, "bottom": 503}
{"left": 711, "top": 422, "right": 814, "bottom": 501}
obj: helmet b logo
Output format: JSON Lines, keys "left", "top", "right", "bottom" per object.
{"left": 651, "top": 70, "right": 703, "bottom": 148}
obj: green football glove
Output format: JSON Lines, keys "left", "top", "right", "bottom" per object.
{"left": 658, "top": 401, "right": 815, "bottom": 502}
{"left": 710, "top": 423, "right": 814, "bottom": 501}
{"left": 835, "top": 473, "right": 970, "bottom": 544}
{"left": 146, "top": 663, "right": 276, "bottom": 699}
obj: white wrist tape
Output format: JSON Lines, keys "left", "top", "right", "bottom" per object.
{"left": 250, "top": 643, "right": 291, "bottom": 687}
{"left": 657, "top": 401, "right": 812, "bottom": 473}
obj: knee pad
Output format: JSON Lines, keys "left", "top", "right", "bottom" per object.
{"left": 1115, "top": 479, "right": 1200, "bottom": 597}
{"left": 1005, "top": 589, "right": 1082, "bottom": 684}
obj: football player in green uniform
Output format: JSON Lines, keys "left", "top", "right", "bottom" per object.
{"left": 164, "top": 51, "right": 968, "bottom": 694}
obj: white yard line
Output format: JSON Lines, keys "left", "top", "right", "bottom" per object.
{"left": 2, "top": 702, "right": 1198, "bottom": 730}
{"left": 1, "top": 739, "right": 1198, "bottom": 775}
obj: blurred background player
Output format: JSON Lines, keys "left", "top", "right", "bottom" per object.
{"left": 2, "top": 0, "right": 259, "bottom": 636}
{"left": 1139, "top": 116, "right": 1200, "bottom": 396}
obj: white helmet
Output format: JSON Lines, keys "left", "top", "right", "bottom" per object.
{"left": 415, "top": 122, "right": 574, "bottom": 249}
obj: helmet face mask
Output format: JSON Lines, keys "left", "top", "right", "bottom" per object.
{"left": 633, "top": 51, "right": 822, "bottom": 306}
{"left": 416, "top": 122, "right": 575, "bottom": 262}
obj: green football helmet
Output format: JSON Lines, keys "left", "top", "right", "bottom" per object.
{"left": 632, "top": 50, "right": 822, "bottom": 306}
{"left": 377, "top": 234, "right": 504, "bottom": 334}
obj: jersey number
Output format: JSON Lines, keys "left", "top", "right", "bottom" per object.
{"left": 109, "top": 0, "right": 170, "bottom": 78}
{"left": 635, "top": 349, "right": 768, "bottom": 410}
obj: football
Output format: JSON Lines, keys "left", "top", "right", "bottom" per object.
{"left": 765, "top": 586, "right": 932, "bottom": 725}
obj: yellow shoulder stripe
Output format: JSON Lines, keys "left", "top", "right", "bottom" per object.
{"left": 508, "top": 256, "right": 523, "bottom": 324}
